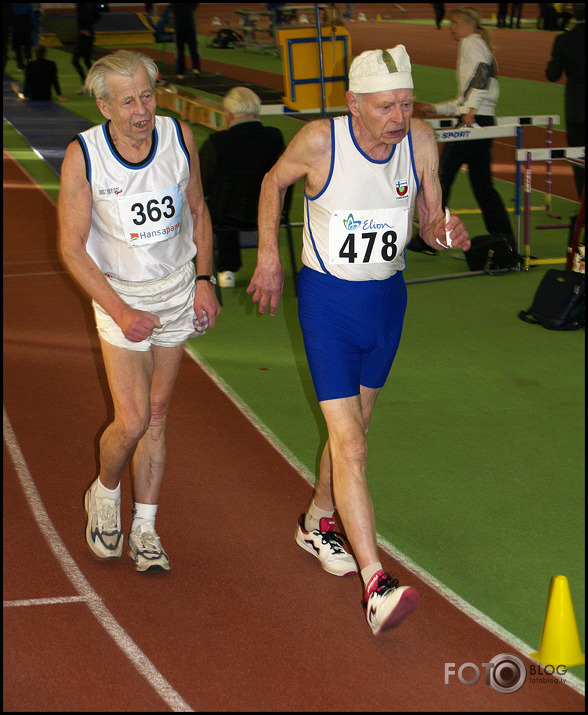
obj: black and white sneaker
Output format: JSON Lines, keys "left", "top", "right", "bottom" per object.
{"left": 128, "top": 524, "right": 170, "bottom": 573}
{"left": 84, "top": 479, "right": 123, "bottom": 559}
{"left": 295, "top": 514, "right": 358, "bottom": 576}
{"left": 364, "top": 570, "right": 419, "bottom": 635}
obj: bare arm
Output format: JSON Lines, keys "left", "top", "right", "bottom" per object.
{"left": 179, "top": 121, "right": 221, "bottom": 327}
{"left": 247, "top": 119, "right": 331, "bottom": 315}
{"left": 410, "top": 118, "right": 470, "bottom": 251}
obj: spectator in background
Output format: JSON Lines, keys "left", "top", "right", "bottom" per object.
{"left": 171, "top": 3, "right": 201, "bottom": 79}
{"left": 509, "top": 2, "right": 523, "bottom": 28}
{"left": 14, "top": 44, "right": 68, "bottom": 101}
{"left": 418, "top": 6, "right": 515, "bottom": 251}
{"left": 11, "top": 3, "right": 34, "bottom": 70}
{"left": 73, "top": 3, "right": 100, "bottom": 93}
{"left": 497, "top": 3, "right": 509, "bottom": 27}
{"left": 545, "top": 3, "right": 585, "bottom": 197}
{"left": 432, "top": 3, "right": 445, "bottom": 29}
{"left": 199, "top": 87, "right": 285, "bottom": 288}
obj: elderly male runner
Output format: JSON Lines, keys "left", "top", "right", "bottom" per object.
{"left": 248, "top": 46, "right": 470, "bottom": 634}
{"left": 59, "top": 50, "right": 220, "bottom": 572}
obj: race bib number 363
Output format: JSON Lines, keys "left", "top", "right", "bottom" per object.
{"left": 119, "top": 184, "right": 182, "bottom": 247}
{"left": 328, "top": 208, "right": 410, "bottom": 265}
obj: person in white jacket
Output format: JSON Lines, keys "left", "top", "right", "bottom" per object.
{"left": 419, "top": 6, "right": 515, "bottom": 249}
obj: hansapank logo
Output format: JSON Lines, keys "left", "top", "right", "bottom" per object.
{"left": 129, "top": 221, "right": 181, "bottom": 243}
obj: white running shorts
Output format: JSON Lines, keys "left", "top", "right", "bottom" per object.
{"left": 92, "top": 261, "right": 197, "bottom": 351}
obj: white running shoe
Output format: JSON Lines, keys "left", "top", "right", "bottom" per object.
{"left": 84, "top": 479, "right": 123, "bottom": 559}
{"left": 217, "top": 270, "right": 236, "bottom": 288}
{"left": 128, "top": 524, "right": 170, "bottom": 572}
{"left": 364, "top": 571, "right": 419, "bottom": 635}
{"left": 295, "top": 514, "right": 358, "bottom": 576}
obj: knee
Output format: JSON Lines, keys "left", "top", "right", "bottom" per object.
{"left": 335, "top": 433, "right": 368, "bottom": 468}
{"left": 149, "top": 398, "right": 171, "bottom": 430}
{"left": 117, "top": 411, "right": 151, "bottom": 446}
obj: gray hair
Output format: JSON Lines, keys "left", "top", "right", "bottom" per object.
{"left": 84, "top": 50, "right": 159, "bottom": 102}
{"left": 222, "top": 87, "right": 261, "bottom": 118}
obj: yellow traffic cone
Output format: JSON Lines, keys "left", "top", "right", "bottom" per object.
{"left": 530, "top": 575, "right": 585, "bottom": 668}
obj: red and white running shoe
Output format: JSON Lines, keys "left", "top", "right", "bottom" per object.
{"left": 364, "top": 570, "right": 419, "bottom": 635}
{"left": 295, "top": 514, "right": 358, "bottom": 576}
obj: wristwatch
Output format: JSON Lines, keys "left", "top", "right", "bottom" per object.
{"left": 196, "top": 274, "right": 217, "bottom": 285}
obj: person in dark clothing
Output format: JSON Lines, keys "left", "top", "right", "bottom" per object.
{"left": 419, "top": 6, "right": 515, "bottom": 250}
{"left": 509, "top": 2, "right": 523, "bottom": 28}
{"left": 199, "top": 87, "right": 285, "bottom": 287}
{"left": 431, "top": 3, "right": 445, "bottom": 29}
{"left": 545, "top": 3, "right": 585, "bottom": 197}
{"left": 497, "top": 3, "right": 509, "bottom": 27}
{"left": 72, "top": 3, "right": 100, "bottom": 92}
{"left": 171, "top": 3, "right": 201, "bottom": 78}
{"left": 11, "top": 3, "right": 34, "bottom": 70}
{"left": 19, "top": 44, "right": 68, "bottom": 101}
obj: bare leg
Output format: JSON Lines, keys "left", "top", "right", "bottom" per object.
{"left": 315, "top": 386, "right": 381, "bottom": 570}
{"left": 130, "top": 344, "right": 184, "bottom": 504}
{"left": 98, "top": 341, "right": 184, "bottom": 503}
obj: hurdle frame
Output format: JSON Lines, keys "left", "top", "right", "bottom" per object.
{"left": 517, "top": 146, "right": 585, "bottom": 270}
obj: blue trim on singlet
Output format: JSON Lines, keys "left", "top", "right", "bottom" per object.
{"left": 102, "top": 121, "right": 159, "bottom": 170}
{"left": 171, "top": 117, "right": 190, "bottom": 170}
{"left": 76, "top": 133, "right": 91, "bottom": 184}
{"left": 304, "top": 195, "right": 329, "bottom": 274}
{"left": 348, "top": 114, "right": 397, "bottom": 164}
{"left": 304, "top": 117, "right": 335, "bottom": 202}
{"left": 407, "top": 126, "right": 419, "bottom": 194}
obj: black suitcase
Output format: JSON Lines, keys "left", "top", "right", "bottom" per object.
{"left": 518, "top": 269, "right": 585, "bottom": 331}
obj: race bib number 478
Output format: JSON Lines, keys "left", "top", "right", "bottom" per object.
{"left": 328, "top": 208, "right": 410, "bottom": 265}
{"left": 119, "top": 183, "right": 182, "bottom": 247}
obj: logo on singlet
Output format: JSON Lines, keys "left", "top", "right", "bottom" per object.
{"left": 395, "top": 180, "right": 409, "bottom": 198}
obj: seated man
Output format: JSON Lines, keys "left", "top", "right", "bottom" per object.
{"left": 199, "top": 87, "right": 285, "bottom": 287}
{"left": 13, "top": 44, "right": 68, "bottom": 102}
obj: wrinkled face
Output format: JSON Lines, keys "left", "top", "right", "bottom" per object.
{"left": 96, "top": 66, "right": 156, "bottom": 143}
{"left": 349, "top": 88, "right": 414, "bottom": 145}
{"left": 450, "top": 15, "right": 476, "bottom": 41}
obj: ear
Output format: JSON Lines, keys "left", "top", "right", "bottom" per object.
{"left": 95, "top": 98, "right": 111, "bottom": 120}
{"left": 346, "top": 91, "right": 360, "bottom": 117}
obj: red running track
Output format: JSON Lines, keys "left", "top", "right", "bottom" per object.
{"left": 2, "top": 152, "right": 584, "bottom": 711}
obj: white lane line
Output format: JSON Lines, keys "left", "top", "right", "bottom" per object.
{"left": 3, "top": 406, "right": 194, "bottom": 712}
{"left": 183, "top": 347, "right": 585, "bottom": 697}
{"left": 4, "top": 596, "right": 88, "bottom": 607}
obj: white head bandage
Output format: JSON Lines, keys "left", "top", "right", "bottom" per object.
{"left": 348, "top": 45, "right": 413, "bottom": 94}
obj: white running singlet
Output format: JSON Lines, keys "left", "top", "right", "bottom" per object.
{"left": 303, "top": 115, "right": 419, "bottom": 281}
{"left": 78, "top": 116, "right": 197, "bottom": 281}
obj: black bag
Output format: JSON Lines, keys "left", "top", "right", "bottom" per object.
{"left": 210, "top": 28, "right": 242, "bottom": 49}
{"left": 518, "top": 269, "right": 585, "bottom": 331}
{"left": 465, "top": 234, "right": 520, "bottom": 272}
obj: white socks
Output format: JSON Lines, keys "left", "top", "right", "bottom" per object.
{"left": 361, "top": 562, "right": 384, "bottom": 590}
{"left": 305, "top": 500, "right": 335, "bottom": 531}
{"left": 96, "top": 476, "right": 120, "bottom": 499}
{"left": 131, "top": 502, "right": 158, "bottom": 533}
{"left": 96, "top": 478, "right": 157, "bottom": 533}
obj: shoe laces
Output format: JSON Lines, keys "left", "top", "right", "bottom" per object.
{"left": 314, "top": 526, "right": 348, "bottom": 555}
{"left": 133, "top": 526, "right": 162, "bottom": 553}
{"left": 95, "top": 497, "right": 120, "bottom": 533}
{"left": 372, "top": 573, "right": 399, "bottom": 597}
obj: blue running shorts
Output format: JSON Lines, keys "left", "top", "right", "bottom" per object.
{"left": 297, "top": 266, "right": 407, "bottom": 402}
